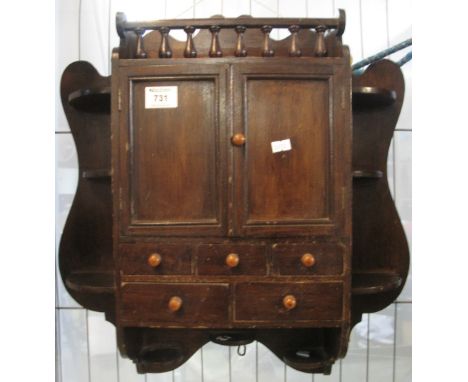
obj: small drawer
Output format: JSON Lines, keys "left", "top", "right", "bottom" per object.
{"left": 120, "top": 283, "right": 230, "bottom": 325}
{"left": 271, "top": 243, "right": 344, "bottom": 276}
{"left": 234, "top": 282, "right": 343, "bottom": 322}
{"left": 119, "top": 243, "right": 192, "bottom": 275}
{"left": 197, "top": 244, "right": 267, "bottom": 275}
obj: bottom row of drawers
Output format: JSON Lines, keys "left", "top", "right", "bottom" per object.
{"left": 120, "top": 282, "right": 343, "bottom": 326}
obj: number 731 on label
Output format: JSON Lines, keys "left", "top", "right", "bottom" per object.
{"left": 145, "top": 86, "right": 178, "bottom": 109}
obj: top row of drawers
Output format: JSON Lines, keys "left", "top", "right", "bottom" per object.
{"left": 119, "top": 242, "right": 345, "bottom": 276}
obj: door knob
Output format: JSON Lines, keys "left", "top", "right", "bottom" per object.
{"left": 231, "top": 133, "right": 246, "bottom": 146}
{"left": 283, "top": 294, "right": 297, "bottom": 310}
{"left": 225, "top": 253, "right": 240, "bottom": 268}
{"left": 168, "top": 296, "right": 183, "bottom": 312}
{"left": 147, "top": 253, "right": 162, "bottom": 268}
{"left": 301, "top": 253, "right": 316, "bottom": 268}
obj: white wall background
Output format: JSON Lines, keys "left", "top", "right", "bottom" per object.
{"left": 55, "top": 1, "right": 412, "bottom": 381}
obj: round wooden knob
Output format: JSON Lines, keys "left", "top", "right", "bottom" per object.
{"left": 147, "top": 253, "right": 162, "bottom": 268}
{"left": 301, "top": 253, "right": 316, "bottom": 268}
{"left": 231, "top": 133, "right": 246, "bottom": 146}
{"left": 283, "top": 295, "right": 297, "bottom": 310}
{"left": 168, "top": 296, "right": 183, "bottom": 312}
{"left": 225, "top": 253, "right": 240, "bottom": 268}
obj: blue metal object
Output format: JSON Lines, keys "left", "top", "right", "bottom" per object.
{"left": 352, "top": 38, "right": 412, "bottom": 75}
{"left": 396, "top": 51, "right": 412, "bottom": 67}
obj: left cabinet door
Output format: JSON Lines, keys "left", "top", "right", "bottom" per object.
{"left": 116, "top": 63, "right": 228, "bottom": 237}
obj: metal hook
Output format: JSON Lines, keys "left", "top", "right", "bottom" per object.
{"left": 237, "top": 345, "right": 246, "bottom": 357}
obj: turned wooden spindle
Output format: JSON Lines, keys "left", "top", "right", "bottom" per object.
{"left": 225, "top": 253, "right": 240, "bottom": 268}
{"left": 234, "top": 25, "right": 248, "bottom": 57}
{"left": 135, "top": 28, "right": 147, "bottom": 59}
{"left": 147, "top": 253, "right": 162, "bottom": 268}
{"left": 301, "top": 253, "right": 316, "bottom": 268}
{"left": 283, "top": 295, "right": 297, "bottom": 310}
{"left": 168, "top": 296, "right": 183, "bottom": 312}
{"left": 288, "top": 25, "right": 302, "bottom": 57}
{"left": 183, "top": 26, "right": 197, "bottom": 58}
{"left": 314, "top": 25, "right": 328, "bottom": 57}
{"left": 261, "top": 25, "right": 275, "bottom": 57}
{"left": 159, "top": 26, "right": 172, "bottom": 58}
{"left": 209, "top": 25, "right": 223, "bottom": 57}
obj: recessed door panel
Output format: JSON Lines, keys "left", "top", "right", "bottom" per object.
{"left": 246, "top": 78, "right": 330, "bottom": 221}
{"left": 132, "top": 79, "right": 216, "bottom": 222}
{"left": 119, "top": 64, "right": 227, "bottom": 236}
{"left": 232, "top": 63, "right": 349, "bottom": 237}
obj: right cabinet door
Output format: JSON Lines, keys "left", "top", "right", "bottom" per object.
{"left": 232, "top": 62, "right": 350, "bottom": 237}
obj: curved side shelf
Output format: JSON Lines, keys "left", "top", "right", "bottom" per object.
{"left": 351, "top": 60, "right": 409, "bottom": 316}
{"left": 60, "top": 61, "right": 114, "bottom": 315}
{"left": 82, "top": 169, "right": 112, "bottom": 180}
{"left": 352, "top": 170, "right": 383, "bottom": 179}
{"left": 352, "top": 271, "right": 402, "bottom": 295}
{"left": 65, "top": 270, "right": 115, "bottom": 295}
{"left": 352, "top": 86, "right": 396, "bottom": 109}
{"left": 68, "top": 87, "right": 111, "bottom": 113}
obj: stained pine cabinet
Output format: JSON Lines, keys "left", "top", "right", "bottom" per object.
{"left": 59, "top": 10, "right": 409, "bottom": 376}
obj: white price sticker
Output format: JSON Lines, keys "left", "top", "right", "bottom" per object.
{"left": 145, "top": 86, "right": 178, "bottom": 109}
{"left": 271, "top": 138, "right": 292, "bottom": 153}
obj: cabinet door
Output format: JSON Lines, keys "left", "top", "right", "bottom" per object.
{"left": 232, "top": 63, "right": 351, "bottom": 237}
{"left": 117, "top": 64, "right": 228, "bottom": 236}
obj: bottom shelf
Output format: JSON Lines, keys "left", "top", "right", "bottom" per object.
{"left": 210, "top": 332, "right": 255, "bottom": 346}
{"left": 138, "top": 344, "right": 185, "bottom": 368}
{"left": 283, "top": 347, "right": 332, "bottom": 372}
{"left": 65, "top": 270, "right": 115, "bottom": 295}
{"left": 352, "top": 270, "right": 402, "bottom": 295}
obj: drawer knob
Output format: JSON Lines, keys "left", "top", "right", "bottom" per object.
{"left": 231, "top": 133, "right": 246, "bottom": 146}
{"left": 147, "top": 253, "right": 162, "bottom": 268}
{"left": 283, "top": 294, "right": 297, "bottom": 310}
{"left": 168, "top": 296, "right": 183, "bottom": 312}
{"left": 301, "top": 253, "right": 316, "bottom": 268}
{"left": 225, "top": 253, "right": 240, "bottom": 268}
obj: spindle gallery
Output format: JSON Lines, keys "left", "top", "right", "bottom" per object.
{"left": 59, "top": 10, "right": 409, "bottom": 374}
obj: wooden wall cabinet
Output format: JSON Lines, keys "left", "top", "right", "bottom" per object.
{"left": 59, "top": 10, "right": 409, "bottom": 375}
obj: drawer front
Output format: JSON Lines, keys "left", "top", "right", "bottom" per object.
{"left": 120, "top": 283, "right": 229, "bottom": 325}
{"left": 197, "top": 244, "right": 267, "bottom": 275}
{"left": 272, "top": 243, "right": 344, "bottom": 276}
{"left": 234, "top": 282, "right": 343, "bottom": 322}
{"left": 119, "top": 243, "right": 192, "bottom": 275}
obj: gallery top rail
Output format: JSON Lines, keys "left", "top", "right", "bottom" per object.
{"left": 114, "top": 10, "right": 346, "bottom": 59}
{"left": 116, "top": 10, "right": 346, "bottom": 38}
